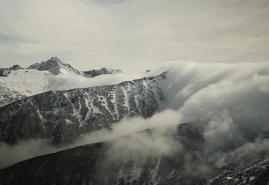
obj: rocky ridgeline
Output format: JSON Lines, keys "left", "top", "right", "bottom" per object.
{"left": 0, "top": 72, "right": 166, "bottom": 144}
{"left": 0, "top": 57, "right": 123, "bottom": 107}
{"left": 0, "top": 65, "right": 22, "bottom": 76}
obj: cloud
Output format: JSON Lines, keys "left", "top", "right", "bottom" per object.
{"left": 0, "top": 109, "right": 181, "bottom": 169}
{"left": 46, "top": 71, "right": 142, "bottom": 91}
{"left": 0, "top": 139, "right": 58, "bottom": 169}
{"left": 151, "top": 61, "right": 269, "bottom": 154}
{"left": 0, "top": 0, "right": 269, "bottom": 71}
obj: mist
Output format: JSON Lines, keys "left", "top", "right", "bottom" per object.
{"left": 46, "top": 71, "right": 142, "bottom": 91}
{"left": 0, "top": 109, "right": 181, "bottom": 169}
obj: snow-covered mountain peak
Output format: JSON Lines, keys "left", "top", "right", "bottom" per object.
{"left": 28, "top": 57, "right": 81, "bottom": 75}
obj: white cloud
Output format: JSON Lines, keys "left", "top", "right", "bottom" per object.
{"left": 0, "top": 0, "right": 269, "bottom": 72}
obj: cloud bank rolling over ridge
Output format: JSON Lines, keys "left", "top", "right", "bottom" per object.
{"left": 0, "top": 61, "right": 269, "bottom": 170}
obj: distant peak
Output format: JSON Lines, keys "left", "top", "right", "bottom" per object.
{"left": 28, "top": 57, "right": 80, "bottom": 75}
{"left": 46, "top": 57, "right": 63, "bottom": 64}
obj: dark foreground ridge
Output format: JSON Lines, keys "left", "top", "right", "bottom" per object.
{"left": 1, "top": 123, "right": 268, "bottom": 185}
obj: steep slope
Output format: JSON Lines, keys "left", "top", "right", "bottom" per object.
{"left": 0, "top": 73, "right": 166, "bottom": 144}
{"left": 0, "top": 124, "right": 210, "bottom": 185}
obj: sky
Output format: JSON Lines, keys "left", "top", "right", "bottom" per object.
{"left": 0, "top": 0, "right": 269, "bottom": 72}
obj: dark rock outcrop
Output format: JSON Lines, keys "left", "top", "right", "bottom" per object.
{"left": 83, "top": 67, "right": 122, "bottom": 77}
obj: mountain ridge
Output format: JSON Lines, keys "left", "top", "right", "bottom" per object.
{"left": 1, "top": 123, "right": 268, "bottom": 185}
{"left": 0, "top": 72, "right": 166, "bottom": 144}
{"left": 0, "top": 57, "right": 124, "bottom": 107}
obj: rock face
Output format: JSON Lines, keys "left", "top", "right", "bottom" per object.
{"left": 83, "top": 67, "right": 122, "bottom": 77}
{"left": 0, "top": 73, "right": 166, "bottom": 144}
{"left": 28, "top": 57, "right": 81, "bottom": 75}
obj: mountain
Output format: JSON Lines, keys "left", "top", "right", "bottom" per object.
{"left": 0, "top": 65, "right": 23, "bottom": 77}
{"left": 28, "top": 57, "right": 81, "bottom": 75}
{"left": 1, "top": 61, "right": 268, "bottom": 185}
{"left": 83, "top": 67, "right": 122, "bottom": 77}
{"left": 0, "top": 124, "right": 211, "bottom": 185}
{"left": 0, "top": 124, "right": 268, "bottom": 185}
{"left": 0, "top": 72, "right": 166, "bottom": 144}
{"left": 0, "top": 57, "right": 126, "bottom": 107}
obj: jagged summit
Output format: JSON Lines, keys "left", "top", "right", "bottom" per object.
{"left": 83, "top": 67, "right": 122, "bottom": 77}
{"left": 28, "top": 57, "right": 81, "bottom": 75}
{"left": 0, "top": 57, "right": 134, "bottom": 107}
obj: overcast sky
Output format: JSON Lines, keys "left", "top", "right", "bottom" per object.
{"left": 0, "top": 0, "right": 269, "bottom": 72}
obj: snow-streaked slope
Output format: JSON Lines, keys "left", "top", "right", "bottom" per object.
{"left": 0, "top": 72, "right": 166, "bottom": 144}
